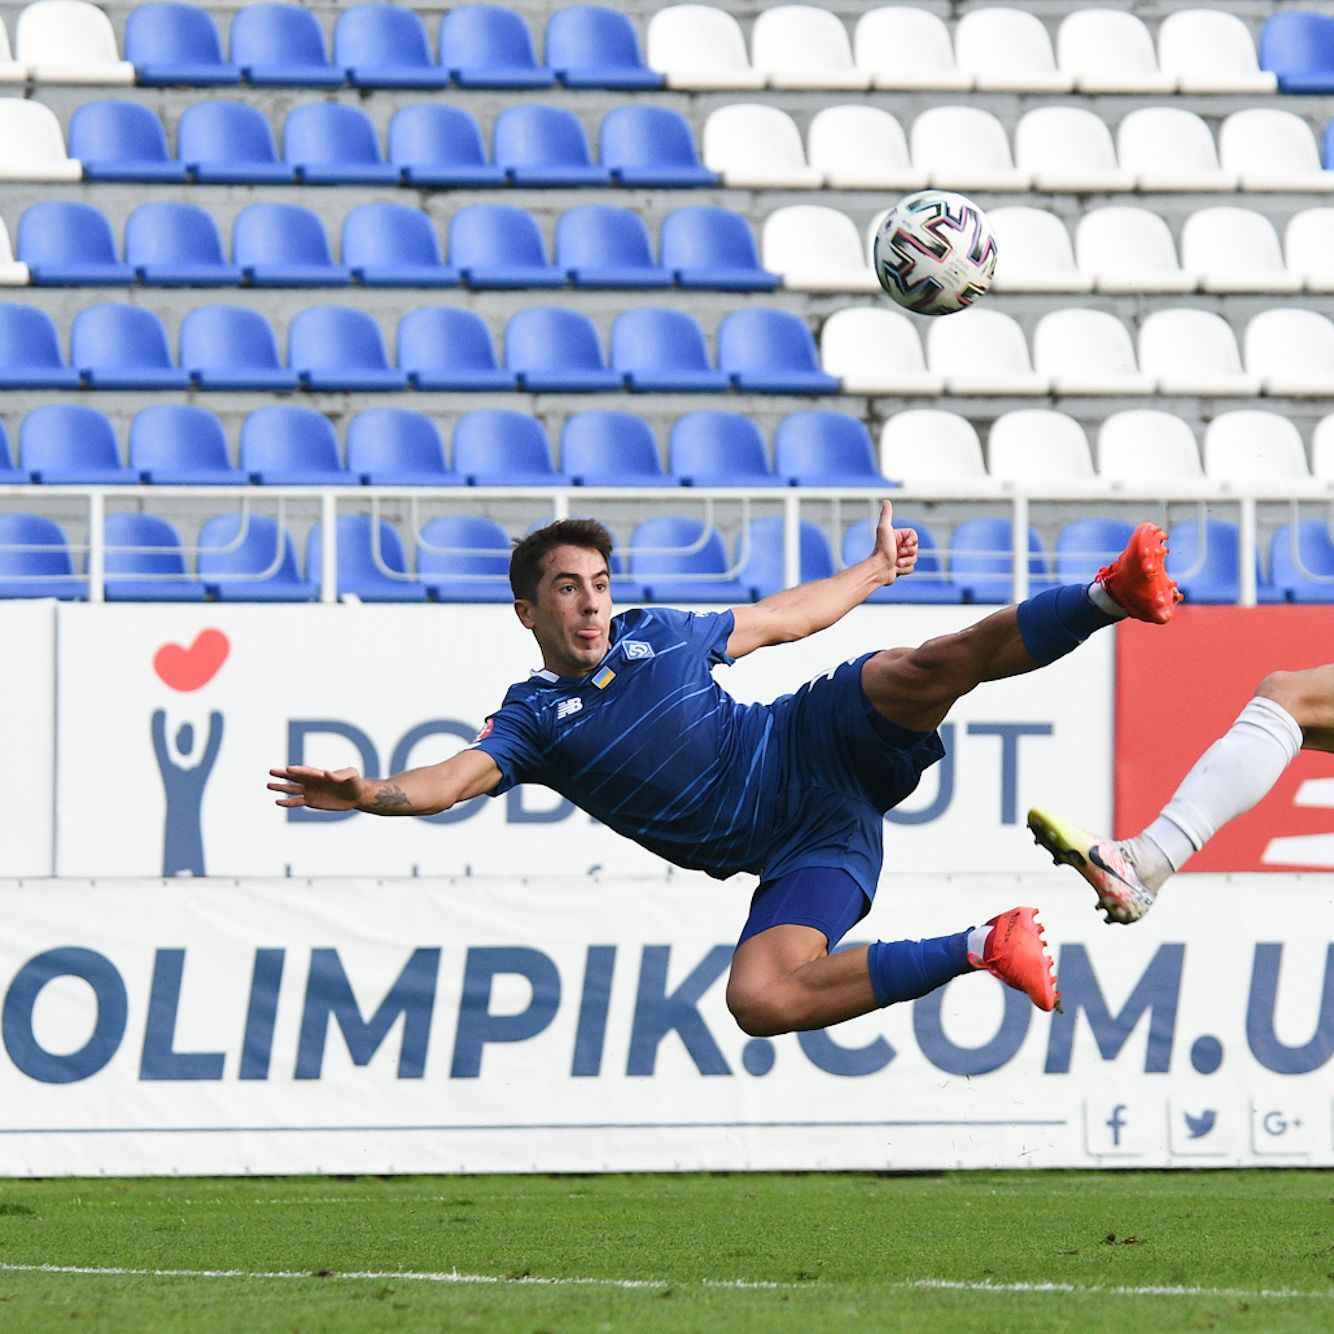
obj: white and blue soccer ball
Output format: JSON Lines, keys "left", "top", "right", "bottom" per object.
{"left": 872, "top": 189, "right": 998, "bottom": 317}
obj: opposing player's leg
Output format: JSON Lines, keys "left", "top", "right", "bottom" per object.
{"left": 1029, "top": 663, "right": 1334, "bottom": 923}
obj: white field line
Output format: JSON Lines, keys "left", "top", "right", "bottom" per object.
{"left": 0, "top": 1263, "right": 1330, "bottom": 1301}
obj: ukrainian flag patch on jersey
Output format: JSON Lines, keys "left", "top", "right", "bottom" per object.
{"left": 593, "top": 666, "right": 616, "bottom": 689}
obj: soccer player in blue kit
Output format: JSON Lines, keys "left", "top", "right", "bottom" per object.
{"left": 270, "top": 501, "right": 1180, "bottom": 1036}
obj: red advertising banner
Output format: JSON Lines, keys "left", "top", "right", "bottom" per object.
{"left": 1116, "top": 607, "right": 1334, "bottom": 871}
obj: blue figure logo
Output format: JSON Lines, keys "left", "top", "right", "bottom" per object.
{"left": 152, "top": 710, "right": 224, "bottom": 876}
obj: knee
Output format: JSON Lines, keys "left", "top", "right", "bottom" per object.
{"left": 1256, "top": 670, "right": 1306, "bottom": 718}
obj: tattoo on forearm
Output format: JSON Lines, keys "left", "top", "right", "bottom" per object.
{"left": 373, "top": 783, "right": 411, "bottom": 812}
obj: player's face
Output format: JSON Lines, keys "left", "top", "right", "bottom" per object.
{"left": 515, "top": 544, "right": 613, "bottom": 677}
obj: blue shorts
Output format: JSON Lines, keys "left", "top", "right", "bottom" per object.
{"left": 737, "top": 866, "right": 869, "bottom": 949}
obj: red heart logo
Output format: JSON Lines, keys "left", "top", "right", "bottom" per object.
{"left": 153, "top": 629, "right": 230, "bottom": 692}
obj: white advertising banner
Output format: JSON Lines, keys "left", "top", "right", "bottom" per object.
{"left": 52, "top": 604, "right": 1111, "bottom": 880}
{"left": 0, "top": 873, "right": 1329, "bottom": 1176}
{"left": 0, "top": 602, "right": 55, "bottom": 876}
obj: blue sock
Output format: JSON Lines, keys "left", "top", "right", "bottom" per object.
{"left": 1015, "top": 583, "right": 1117, "bottom": 668}
{"left": 867, "top": 928, "right": 974, "bottom": 1007}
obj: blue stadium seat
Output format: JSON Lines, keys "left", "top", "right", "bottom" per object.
{"left": 125, "top": 3, "right": 241, "bottom": 85}
{"left": 1167, "top": 518, "right": 1264, "bottom": 604}
{"left": 505, "top": 307, "right": 622, "bottom": 392}
{"left": 180, "top": 305, "right": 299, "bottom": 391}
{"left": 1260, "top": 12, "right": 1334, "bottom": 93}
{"left": 68, "top": 101, "right": 189, "bottom": 183}
{"left": 17, "top": 202, "right": 134, "bottom": 286}
{"left": 0, "top": 305, "right": 80, "bottom": 388}
{"left": 438, "top": 4, "right": 554, "bottom": 87}
{"left": 669, "top": 411, "right": 784, "bottom": 487}
{"left": 1270, "top": 520, "right": 1334, "bottom": 602}
{"left": 0, "top": 514, "right": 84, "bottom": 599}
{"left": 600, "top": 106, "right": 716, "bottom": 187}
{"left": 102, "top": 513, "right": 206, "bottom": 602}
{"left": 342, "top": 203, "right": 458, "bottom": 287}
{"left": 21, "top": 404, "right": 138, "bottom": 484}
{"left": 950, "top": 517, "right": 1053, "bottom": 604}
{"left": 288, "top": 306, "right": 407, "bottom": 392}
{"left": 199, "top": 512, "right": 316, "bottom": 601}
{"left": 493, "top": 104, "right": 612, "bottom": 186}
{"left": 1055, "top": 518, "right": 1136, "bottom": 583}
{"left": 307, "top": 514, "right": 427, "bottom": 601}
{"left": 843, "top": 516, "right": 959, "bottom": 604}
{"left": 775, "top": 411, "right": 894, "bottom": 488}
{"left": 546, "top": 5, "right": 663, "bottom": 89}
{"left": 231, "top": 2, "right": 344, "bottom": 86}
{"left": 556, "top": 205, "right": 672, "bottom": 288}
{"left": 719, "top": 311, "right": 841, "bottom": 395}
{"left": 387, "top": 105, "right": 506, "bottom": 187}
{"left": 129, "top": 404, "right": 247, "bottom": 485}
{"left": 178, "top": 101, "right": 295, "bottom": 183}
{"left": 659, "top": 207, "right": 777, "bottom": 290}
{"left": 346, "top": 407, "right": 464, "bottom": 486}
{"left": 561, "top": 410, "right": 674, "bottom": 486}
{"left": 241, "top": 405, "right": 357, "bottom": 485}
{"left": 71, "top": 304, "right": 190, "bottom": 390}
{"left": 283, "top": 102, "right": 400, "bottom": 185}
{"left": 630, "top": 515, "right": 754, "bottom": 603}
{"left": 610, "top": 308, "right": 730, "bottom": 392}
{"left": 334, "top": 3, "right": 450, "bottom": 88}
{"left": 452, "top": 409, "right": 573, "bottom": 485}
{"left": 0, "top": 423, "right": 29, "bottom": 484}
{"left": 124, "top": 202, "right": 241, "bottom": 286}
{"left": 417, "top": 514, "right": 514, "bottom": 602}
{"left": 449, "top": 204, "right": 566, "bottom": 288}
{"left": 396, "top": 307, "right": 515, "bottom": 391}
{"left": 735, "top": 516, "right": 836, "bottom": 599}
{"left": 233, "top": 203, "right": 351, "bottom": 286}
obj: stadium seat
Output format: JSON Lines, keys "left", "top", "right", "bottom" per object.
{"left": 1031, "top": 309, "right": 1154, "bottom": 395}
{"left": 128, "top": 404, "right": 246, "bottom": 484}
{"left": 233, "top": 203, "right": 351, "bottom": 286}
{"left": 911, "top": 106, "right": 1031, "bottom": 191}
{"left": 387, "top": 104, "right": 506, "bottom": 188}
{"left": 718, "top": 309, "right": 840, "bottom": 394}
{"left": 1139, "top": 309, "right": 1261, "bottom": 396}
{"left": 1056, "top": 9, "right": 1175, "bottom": 93}
{"left": 417, "top": 514, "right": 513, "bottom": 603}
{"left": 1221, "top": 108, "right": 1334, "bottom": 194}
{"left": 599, "top": 105, "right": 716, "bottom": 187}
{"left": 986, "top": 410, "right": 1096, "bottom": 485}
{"left": 561, "top": 410, "right": 674, "bottom": 486}
{"left": 17, "top": 201, "right": 133, "bottom": 285}
{"left": 1014, "top": 106, "right": 1135, "bottom": 194}
{"left": 178, "top": 101, "right": 294, "bottom": 183}
{"left": 0, "top": 98, "right": 83, "bottom": 181}
{"left": 0, "top": 422, "right": 28, "bottom": 482}
{"left": 1075, "top": 207, "right": 1197, "bottom": 294}
{"left": 67, "top": 100, "right": 188, "bottom": 181}
{"left": 17, "top": 0, "right": 134, "bottom": 84}
{"left": 1055, "top": 518, "right": 1137, "bottom": 583}
{"left": 180, "top": 305, "right": 299, "bottom": 391}
{"left": 546, "top": 5, "right": 662, "bottom": 89}
{"left": 307, "top": 515, "right": 427, "bottom": 602}
{"left": 950, "top": 517, "right": 1054, "bottom": 603}
{"left": 1166, "top": 518, "right": 1250, "bottom": 603}
{"left": 1314, "top": 416, "right": 1334, "bottom": 480}
{"left": 505, "top": 307, "right": 622, "bottom": 392}
{"left": 774, "top": 410, "right": 892, "bottom": 487}
{"left": 451, "top": 409, "right": 572, "bottom": 486}
{"left": 1203, "top": 410, "right": 1319, "bottom": 491}
{"left": 1181, "top": 208, "right": 1301, "bottom": 294}
{"left": 1244, "top": 308, "right": 1334, "bottom": 396}
{"left": 0, "top": 17, "right": 23, "bottom": 84}
{"left": 955, "top": 8, "right": 1072, "bottom": 92}
{"left": 630, "top": 515, "right": 753, "bottom": 602}
{"left": 853, "top": 7, "right": 970, "bottom": 90}
{"left": 0, "top": 302, "right": 80, "bottom": 386}
{"left": 879, "top": 410, "right": 994, "bottom": 491}
{"left": 1285, "top": 209, "right": 1334, "bottom": 291}
{"left": 438, "top": 3, "right": 553, "bottom": 87}
{"left": 1270, "top": 521, "right": 1334, "bottom": 602}
{"left": 0, "top": 513, "right": 84, "bottom": 599}
{"left": 0, "top": 217, "right": 27, "bottom": 286}
{"left": 241, "top": 405, "right": 356, "bottom": 485}
{"left": 1117, "top": 108, "right": 1236, "bottom": 191}
{"left": 199, "top": 512, "right": 316, "bottom": 601}
{"left": 806, "top": 105, "right": 922, "bottom": 190}
{"left": 659, "top": 206, "right": 776, "bottom": 290}
{"left": 703, "top": 105, "right": 822, "bottom": 189}
{"left": 762, "top": 206, "right": 879, "bottom": 293}
{"left": 333, "top": 3, "right": 449, "bottom": 88}
{"left": 752, "top": 4, "right": 868, "bottom": 90}
{"left": 102, "top": 512, "right": 205, "bottom": 602}
{"left": 493, "top": 104, "right": 611, "bottom": 187}
{"left": 987, "top": 207, "right": 1092, "bottom": 293}
{"left": 346, "top": 407, "right": 463, "bottom": 487}
{"left": 342, "top": 202, "right": 458, "bottom": 287}
{"left": 230, "top": 2, "right": 344, "bottom": 86}
{"left": 396, "top": 307, "right": 515, "bottom": 391}
{"left": 124, "top": 202, "right": 241, "bottom": 286}
{"left": 283, "top": 102, "right": 399, "bottom": 185}
{"left": 21, "top": 404, "right": 137, "bottom": 483}
{"left": 927, "top": 309, "right": 1049, "bottom": 395}
{"left": 646, "top": 4, "right": 765, "bottom": 90}
{"left": 125, "top": 2, "right": 241, "bottom": 85}
{"left": 1096, "top": 410, "right": 1205, "bottom": 485}
{"left": 449, "top": 203, "right": 565, "bottom": 289}
{"left": 288, "top": 306, "right": 406, "bottom": 392}
{"left": 1259, "top": 11, "right": 1334, "bottom": 94}
{"left": 736, "top": 516, "right": 837, "bottom": 599}
{"left": 668, "top": 411, "right": 784, "bottom": 486}
{"left": 1159, "top": 9, "right": 1276, "bottom": 94}
{"left": 556, "top": 205, "right": 672, "bottom": 288}
{"left": 71, "top": 303, "right": 190, "bottom": 389}
{"left": 820, "top": 307, "right": 942, "bottom": 396}
{"left": 843, "top": 514, "right": 958, "bottom": 602}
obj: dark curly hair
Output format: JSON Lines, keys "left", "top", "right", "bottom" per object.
{"left": 509, "top": 518, "right": 614, "bottom": 601}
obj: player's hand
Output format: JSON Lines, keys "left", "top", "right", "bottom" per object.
{"left": 268, "top": 765, "right": 365, "bottom": 811}
{"left": 873, "top": 499, "right": 918, "bottom": 584}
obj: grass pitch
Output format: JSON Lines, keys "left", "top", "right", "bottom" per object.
{"left": 0, "top": 1171, "right": 1329, "bottom": 1332}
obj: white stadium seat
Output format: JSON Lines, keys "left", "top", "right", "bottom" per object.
{"left": 1217, "top": 109, "right": 1334, "bottom": 194}
{"left": 751, "top": 5, "right": 869, "bottom": 90}
{"left": 1180, "top": 208, "right": 1303, "bottom": 294}
{"left": 820, "top": 307, "right": 943, "bottom": 396}
{"left": 1157, "top": 9, "right": 1277, "bottom": 95}
{"left": 1244, "top": 308, "right": 1334, "bottom": 397}
{"left": 762, "top": 206, "right": 879, "bottom": 293}
{"left": 1285, "top": 209, "right": 1334, "bottom": 292}
{"left": 0, "top": 99, "right": 82, "bottom": 181}
{"left": 1057, "top": 9, "right": 1176, "bottom": 94}
{"left": 927, "top": 308, "right": 1050, "bottom": 395}
{"left": 1138, "top": 309, "right": 1261, "bottom": 396}
{"left": 854, "top": 7, "right": 971, "bottom": 91}
{"left": 647, "top": 5, "right": 766, "bottom": 90}
{"left": 987, "top": 207, "right": 1093, "bottom": 293}
{"left": 1311, "top": 417, "right": 1334, "bottom": 480}
{"left": 1118, "top": 108, "right": 1237, "bottom": 192}
{"left": 0, "top": 216, "right": 29, "bottom": 285}
{"left": 1097, "top": 410, "right": 1205, "bottom": 484}
{"left": 807, "top": 106, "right": 924, "bottom": 190}
{"left": 702, "top": 104, "right": 822, "bottom": 188}
{"left": 1014, "top": 107, "right": 1135, "bottom": 194}
{"left": 1031, "top": 309, "right": 1155, "bottom": 395}
{"left": 1204, "top": 411, "right": 1318, "bottom": 490}
{"left": 910, "top": 106, "right": 1031, "bottom": 191}
{"left": 16, "top": 0, "right": 134, "bottom": 84}
{"left": 0, "top": 18, "right": 28, "bottom": 83}
{"left": 879, "top": 410, "right": 996, "bottom": 490}
{"left": 987, "top": 410, "right": 1097, "bottom": 484}
{"left": 955, "top": 8, "right": 1073, "bottom": 93}
{"left": 1075, "top": 207, "right": 1197, "bottom": 294}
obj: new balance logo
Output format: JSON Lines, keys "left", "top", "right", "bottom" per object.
{"left": 623, "top": 641, "right": 654, "bottom": 660}
{"left": 556, "top": 698, "right": 583, "bottom": 720}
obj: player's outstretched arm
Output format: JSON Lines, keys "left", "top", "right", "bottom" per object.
{"left": 268, "top": 748, "right": 502, "bottom": 816}
{"left": 726, "top": 499, "right": 917, "bottom": 659}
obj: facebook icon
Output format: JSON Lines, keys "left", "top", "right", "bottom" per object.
{"left": 1106, "top": 1104, "right": 1128, "bottom": 1146}
{"left": 1083, "top": 1100, "right": 1148, "bottom": 1157}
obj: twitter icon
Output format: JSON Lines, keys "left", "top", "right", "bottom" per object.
{"left": 1184, "top": 1109, "right": 1217, "bottom": 1139}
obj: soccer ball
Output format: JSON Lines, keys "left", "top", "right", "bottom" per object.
{"left": 871, "top": 190, "right": 997, "bottom": 316}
